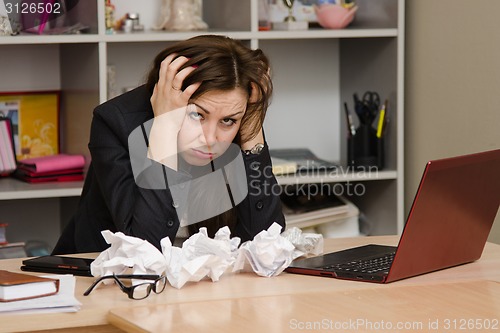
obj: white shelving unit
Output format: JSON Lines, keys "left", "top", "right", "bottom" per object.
{"left": 0, "top": 0, "right": 404, "bottom": 247}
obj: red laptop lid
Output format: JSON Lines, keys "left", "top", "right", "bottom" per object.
{"left": 387, "top": 149, "right": 500, "bottom": 282}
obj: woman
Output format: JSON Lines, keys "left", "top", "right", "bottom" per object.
{"left": 52, "top": 35, "right": 285, "bottom": 254}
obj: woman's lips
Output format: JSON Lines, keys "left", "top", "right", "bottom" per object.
{"left": 191, "top": 148, "right": 215, "bottom": 159}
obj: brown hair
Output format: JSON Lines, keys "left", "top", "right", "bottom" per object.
{"left": 145, "top": 34, "right": 273, "bottom": 144}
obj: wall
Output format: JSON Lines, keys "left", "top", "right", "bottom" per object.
{"left": 405, "top": 0, "right": 500, "bottom": 243}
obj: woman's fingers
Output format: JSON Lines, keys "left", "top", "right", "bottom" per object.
{"left": 158, "top": 53, "right": 177, "bottom": 89}
{"left": 167, "top": 56, "right": 190, "bottom": 90}
{"left": 152, "top": 54, "right": 200, "bottom": 118}
{"left": 183, "top": 81, "right": 202, "bottom": 98}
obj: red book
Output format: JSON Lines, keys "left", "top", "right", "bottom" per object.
{"left": 15, "top": 167, "right": 83, "bottom": 178}
{"left": 15, "top": 173, "right": 84, "bottom": 183}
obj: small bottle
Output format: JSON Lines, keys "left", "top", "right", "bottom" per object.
{"left": 258, "top": 0, "right": 271, "bottom": 31}
{"left": 122, "top": 18, "right": 132, "bottom": 33}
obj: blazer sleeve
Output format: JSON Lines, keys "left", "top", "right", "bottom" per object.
{"left": 88, "top": 103, "right": 180, "bottom": 247}
{"left": 235, "top": 143, "right": 286, "bottom": 242}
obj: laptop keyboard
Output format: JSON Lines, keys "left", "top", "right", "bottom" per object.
{"left": 322, "top": 252, "right": 396, "bottom": 274}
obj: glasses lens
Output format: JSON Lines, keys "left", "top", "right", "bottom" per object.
{"left": 131, "top": 283, "right": 152, "bottom": 300}
{"left": 154, "top": 276, "right": 167, "bottom": 294}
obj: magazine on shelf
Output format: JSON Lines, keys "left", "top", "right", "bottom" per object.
{"left": 0, "top": 117, "right": 17, "bottom": 176}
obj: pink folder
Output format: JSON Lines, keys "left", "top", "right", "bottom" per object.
{"left": 18, "top": 154, "right": 85, "bottom": 174}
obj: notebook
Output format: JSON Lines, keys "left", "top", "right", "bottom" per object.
{"left": 285, "top": 149, "right": 500, "bottom": 283}
{"left": 0, "top": 270, "right": 59, "bottom": 302}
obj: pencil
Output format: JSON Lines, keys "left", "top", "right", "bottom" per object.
{"left": 376, "top": 102, "right": 386, "bottom": 138}
{"left": 344, "top": 102, "right": 356, "bottom": 137}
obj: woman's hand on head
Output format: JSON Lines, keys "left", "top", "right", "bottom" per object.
{"left": 150, "top": 54, "right": 201, "bottom": 129}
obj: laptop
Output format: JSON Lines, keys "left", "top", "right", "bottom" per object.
{"left": 285, "top": 149, "right": 500, "bottom": 283}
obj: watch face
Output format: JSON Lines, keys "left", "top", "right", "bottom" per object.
{"left": 252, "top": 143, "right": 264, "bottom": 154}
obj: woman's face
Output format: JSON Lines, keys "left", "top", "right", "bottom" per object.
{"left": 178, "top": 88, "right": 247, "bottom": 166}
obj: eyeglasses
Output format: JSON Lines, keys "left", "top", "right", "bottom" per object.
{"left": 83, "top": 274, "right": 167, "bottom": 300}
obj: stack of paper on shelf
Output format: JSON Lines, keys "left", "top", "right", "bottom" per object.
{"left": 0, "top": 270, "right": 59, "bottom": 302}
{"left": 0, "top": 117, "right": 17, "bottom": 176}
{"left": 0, "top": 242, "right": 27, "bottom": 259}
{"left": 0, "top": 224, "right": 27, "bottom": 258}
{"left": 282, "top": 191, "right": 349, "bottom": 228}
{"left": 271, "top": 157, "right": 298, "bottom": 175}
{"left": 270, "top": 148, "right": 338, "bottom": 174}
{"left": 14, "top": 153, "right": 85, "bottom": 183}
{"left": 0, "top": 223, "right": 7, "bottom": 245}
{"left": 281, "top": 187, "right": 360, "bottom": 238}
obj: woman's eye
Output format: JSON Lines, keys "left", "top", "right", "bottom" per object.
{"left": 221, "top": 118, "right": 236, "bottom": 126}
{"left": 189, "top": 112, "right": 203, "bottom": 121}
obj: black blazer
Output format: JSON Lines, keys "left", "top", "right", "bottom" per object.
{"left": 53, "top": 85, "right": 285, "bottom": 254}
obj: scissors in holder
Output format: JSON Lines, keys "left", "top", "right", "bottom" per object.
{"left": 362, "top": 91, "right": 381, "bottom": 114}
{"left": 354, "top": 91, "right": 380, "bottom": 125}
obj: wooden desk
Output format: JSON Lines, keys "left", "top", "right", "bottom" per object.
{"left": 1, "top": 236, "right": 500, "bottom": 333}
{"left": 108, "top": 281, "right": 500, "bottom": 333}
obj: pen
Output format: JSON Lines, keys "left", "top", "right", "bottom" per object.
{"left": 344, "top": 102, "right": 356, "bottom": 137}
{"left": 376, "top": 100, "right": 387, "bottom": 138}
{"left": 381, "top": 99, "right": 389, "bottom": 137}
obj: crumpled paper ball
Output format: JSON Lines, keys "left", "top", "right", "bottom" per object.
{"left": 161, "top": 226, "right": 240, "bottom": 289}
{"left": 281, "top": 227, "right": 324, "bottom": 259}
{"left": 233, "top": 223, "right": 295, "bottom": 277}
{"left": 90, "top": 230, "right": 167, "bottom": 278}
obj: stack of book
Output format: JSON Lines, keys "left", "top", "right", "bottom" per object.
{"left": 281, "top": 188, "right": 349, "bottom": 229}
{"left": 271, "top": 157, "right": 298, "bottom": 175}
{"left": 0, "top": 270, "right": 59, "bottom": 302}
{"left": 0, "top": 224, "right": 26, "bottom": 259}
{"left": 281, "top": 185, "right": 360, "bottom": 238}
{"left": 14, "top": 154, "right": 85, "bottom": 183}
{"left": 0, "top": 117, "right": 16, "bottom": 176}
{"left": 270, "top": 148, "right": 338, "bottom": 176}
{"left": 0, "top": 242, "right": 27, "bottom": 259}
{"left": 0, "top": 271, "right": 81, "bottom": 313}
{"left": 0, "top": 223, "right": 6, "bottom": 245}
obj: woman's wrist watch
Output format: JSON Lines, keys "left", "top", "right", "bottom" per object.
{"left": 243, "top": 143, "right": 265, "bottom": 155}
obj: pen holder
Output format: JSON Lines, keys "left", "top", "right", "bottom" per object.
{"left": 348, "top": 124, "right": 384, "bottom": 170}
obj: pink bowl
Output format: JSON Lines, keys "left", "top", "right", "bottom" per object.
{"left": 314, "top": 4, "right": 358, "bottom": 29}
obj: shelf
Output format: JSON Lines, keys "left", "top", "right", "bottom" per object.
{"left": 0, "top": 0, "right": 405, "bottom": 240}
{"left": 0, "top": 170, "right": 396, "bottom": 200}
{"left": 102, "top": 30, "right": 256, "bottom": 42}
{"left": 103, "top": 28, "right": 399, "bottom": 43}
{"left": 256, "top": 28, "right": 398, "bottom": 40}
{"left": 0, "top": 178, "right": 83, "bottom": 200}
{"left": 0, "top": 34, "right": 100, "bottom": 45}
{"left": 0, "top": 27, "right": 398, "bottom": 46}
{"left": 276, "top": 170, "right": 398, "bottom": 186}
